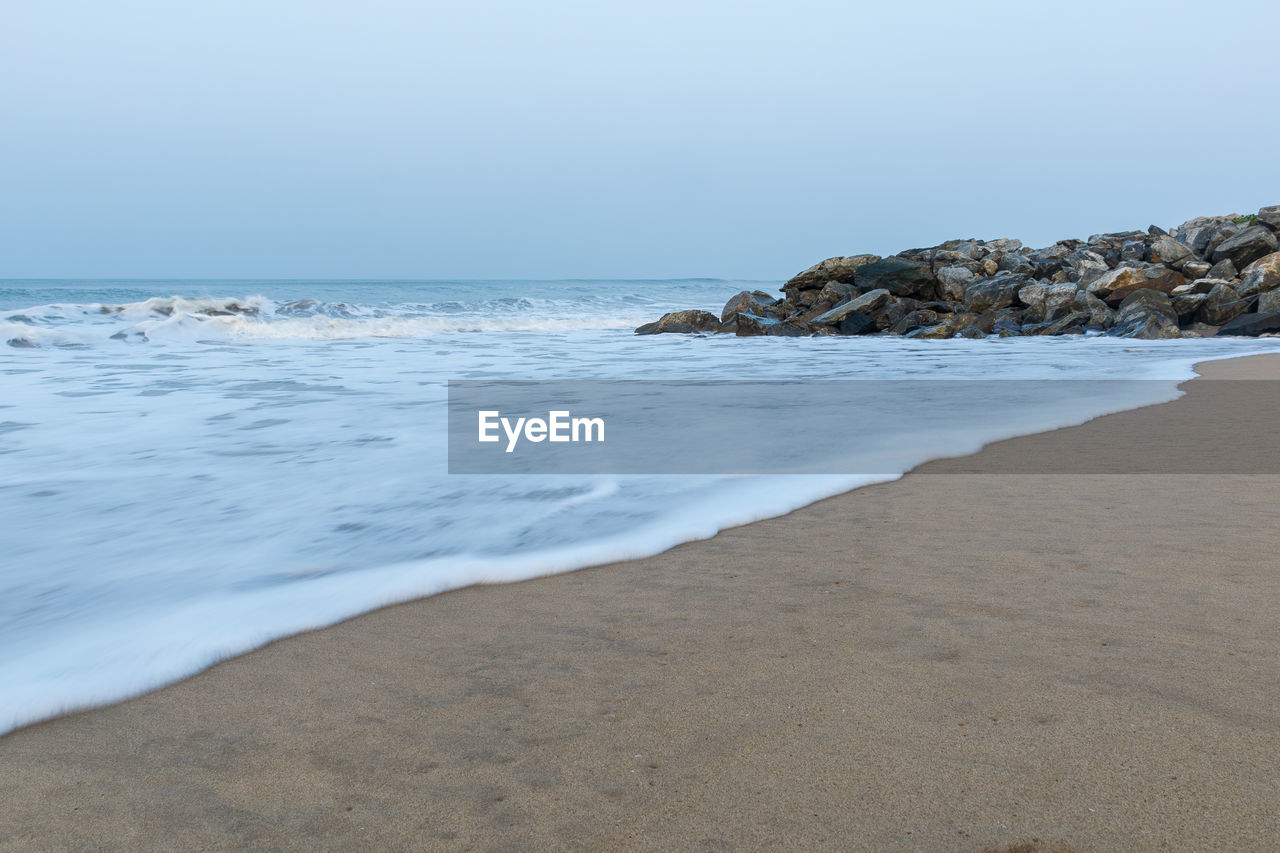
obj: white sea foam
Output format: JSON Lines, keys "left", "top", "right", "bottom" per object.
{"left": 3, "top": 279, "right": 1280, "bottom": 735}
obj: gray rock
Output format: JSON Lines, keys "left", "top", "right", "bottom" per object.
{"left": 732, "top": 314, "right": 807, "bottom": 337}
{"left": 1197, "top": 282, "right": 1247, "bottom": 326}
{"left": 810, "top": 288, "right": 892, "bottom": 325}
{"left": 636, "top": 310, "right": 723, "bottom": 335}
{"left": 837, "top": 311, "right": 877, "bottom": 336}
{"left": 1121, "top": 240, "right": 1146, "bottom": 262}
{"left": 1216, "top": 312, "right": 1280, "bottom": 337}
{"left": 1258, "top": 205, "right": 1280, "bottom": 231}
{"left": 998, "top": 253, "right": 1033, "bottom": 275}
{"left": 1172, "top": 278, "right": 1228, "bottom": 296}
{"left": 889, "top": 309, "right": 940, "bottom": 336}
{"left": 1206, "top": 258, "right": 1237, "bottom": 279}
{"left": 936, "top": 266, "right": 976, "bottom": 302}
{"left": 964, "top": 272, "right": 1028, "bottom": 313}
{"left": 907, "top": 313, "right": 978, "bottom": 339}
{"left": 1024, "top": 311, "right": 1091, "bottom": 336}
{"left": 1149, "top": 224, "right": 1169, "bottom": 237}
{"left": 1171, "top": 293, "right": 1209, "bottom": 320}
{"left": 1108, "top": 289, "right": 1180, "bottom": 339}
{"left": 1238, "top": 252, "right": 1280, "bottom": 298}
{"left": 1211, "top": 225, "right": 1277, "bottom": 269}
{"left": 853, "top": 257, "right": 937, "bottom": 299}
{"left": 1064, "top": 249, "right": 1110, "bottom": 287}
{"left": 1072, "top": 291, "right": 1116, "bottom": 328}
{"left": 1258, "top": 290, "right": 1280, "bottom": 315}
{"left": 720, "top": 290, "right": 782, "bottom": 323}
{"left": 1148, "top": 236, "right": 1194, "bottom": 268}
{"left": 1181, "top": 260, "right": 1212, "bottom": 280}
{"left": 782, "top": 255, "right": 882, "bottom": 294}
{"left": 1174, "top": 216, "right": 1231, "bottom": 257}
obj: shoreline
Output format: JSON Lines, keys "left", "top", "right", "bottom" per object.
{"left": 3, "top": 355, "right": 1279, "bottom": 851}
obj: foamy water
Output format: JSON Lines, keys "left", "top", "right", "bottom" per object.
{"left": 3, "top": 278, "right": 1279, "bottom": 735}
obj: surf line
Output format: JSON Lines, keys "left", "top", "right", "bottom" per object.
{"left": 477, "top": 410, "right": 605, "bottom": 453}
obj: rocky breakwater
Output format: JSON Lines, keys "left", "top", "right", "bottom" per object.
{"left": 636, "top": 205, "right": 1280, "bottom": 339}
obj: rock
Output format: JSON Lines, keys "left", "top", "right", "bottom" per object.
{"left": 889, "top": 309, "right": 940, "bottom": 336}
{"left": 1211, "top": 225, "right": 1277, "bottom": 269}
{"left": 1258, "top": 290, "right": 1280, "bottom": 314}
{"left": 1216, "top": 312, "right": 1280, "bottom": 337}
{"left": 1257, "top": 205, "right": 1280, "bottom": 231}
{"left": 1064, "top": 249, "right": 1110, "bottom": 287}
{"left": 814, "top": 281, "right": 856, "bottom": 306}
{"left": 1206, "top": 258, "right": 1237, "bottom": 280}
{"left": 1017, "top": 282, "right": 1049, "bottom": 312}
{"left": 1121, "top": 240, "right": 1146, "bottom": 263}
{"left": 936, "top": 266, "right": 975, "bottom": 301}
{"left": 1181, "top": 260, "right": 1212, "bottom": 280}
{"left": 1181, "top": 322, "right": 1220, "bottom": 338}
{"left": 720, "top": 290, "right": 782, "bottom": 322}
{"left": 1072, "top": 291, "right": 1116, "bottom": 328}
{"left": 1238, "top": 252, "right": 1280, "bottom": 298}
{"left": 810, "top": 289, "right": 892, "bottom": 325}
{"left": 782, "top": 255, "right": 881, "bottom": 295}
{"left": 1108, "top": 289, "right": 1180, "bottom": 339}
{"left": 1171, "top": 293, "right": 1208, "bottom": 320}
{"left": 964, "top": 272, "right": 1027, "bottom": 313}
{"left": 992, "top": 317, "right": 1022, "bottom": 336}
{"left": 1172, "top": 277, "right": 1227, "bottom": 296}
{"left": 1174, "top": 216, "right": 1231, "bottom": 257}
{"left": 872, "top": 299, "right": 919, "bottom": 332}
{"left": 1149, "top": 224, "right": 1169, "bottom": 237}
{"left": 908, "top": 313, "right": 978, "bottom": 339}
{"left": 998, "top": 253, "right": 1033, "bottom": 275}
{"left": 1197, "top": 282, "right": 1247, "bottom": 326}
{"left": 732, "top": 314, "right": 807, "bottom": 337}
{"left": 1148, "top": 236, "right": 1194, "bottom": 268}
{"left": 853, "top": 257, "right": 937, "bottom": 299}
{"left": 1087, "top": 265, "right": 1185, "bottom": 304}
{"left": 837, "top": 311, "right": 877, "bottom": 335}
{"left": 636, "top": 310, "right": 723, "bottom": 335}
{"left": 1024, "top": 311, "right": 1091, "bottom": 336}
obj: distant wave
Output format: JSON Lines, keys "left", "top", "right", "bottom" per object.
{"left": 3, "top": 294, "right": 658, "bottom": 347}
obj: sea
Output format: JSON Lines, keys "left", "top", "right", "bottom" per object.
{"left": 3, "top": 278, "right": 1279, "bottom": 735}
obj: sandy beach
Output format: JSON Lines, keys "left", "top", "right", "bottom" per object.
{"left": 3, "top": 354, "right": 1279, "bottom": 852}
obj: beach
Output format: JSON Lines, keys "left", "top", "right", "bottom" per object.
{"left": 2, "top": 353, "right": 1279, "bottom": 852}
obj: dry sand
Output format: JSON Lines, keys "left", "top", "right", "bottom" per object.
{"left": 3, "top": 355, "right": 1279, "bottom": 852}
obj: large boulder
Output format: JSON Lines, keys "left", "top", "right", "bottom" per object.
{"left": 964, "top": 272, "right": 1027, "bottom": 313}
{"left": 1172, "top": 292, "right": 1209, "bottom": 321}
{"left": 1174, "top": 216, "right": 1234, "bottom": 257}
{"left": 1063, "top": 249, "right": 1110, "bottom": 287}
{"left": 853, "top": 256, "right": 937, "bottom": 299}
{"left": 936, "top": 266, "right": 975, "bottom": 301}
{"left": 1210, "top": 225, "right": 1278, "bottom": 269}
{"left": 1238, "top": 252, "right": 1280, "bottom": 298}
{"left": 1216, "top": 312, "right": 1280, "bottom": 337}
{"left": 1257, "top": 289, "right": 1280, "bottom": 314}
{"left": 636, "top": 310, "right": 723, "bottom": 335}
{"left": 1258, "top": 205, "right": 1280, "bottom": 231}
{"left": 720, "top": 290, "right": 785, "bottom": 322}
{"left": 782, "top": 255, "right": 881, "bottom": 295}
{"left": 1108, "top": 289, "right": 1180, "bottom": 339}
{"left": 1087, "top": 265, "right": 1185, "bottom": 304}
{"left": 809, "top": 289, "right": 892, "bottom": 326}
{"left": 1197, "top": 282, "right": 1248, "bottom": 326}
{"left": 1148, "top": 236, "right": 1194, "bottom": 268}
{"left": 1072, "top": 291, "right": 1116, "bottom": 328}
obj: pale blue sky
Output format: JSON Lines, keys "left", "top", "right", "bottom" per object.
{"left": 2, "top": 0, "right": 1277, "bottom": 279}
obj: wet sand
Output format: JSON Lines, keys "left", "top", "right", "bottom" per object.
{"left": 3, "top": 355, "right": 1279, "bottom": 852}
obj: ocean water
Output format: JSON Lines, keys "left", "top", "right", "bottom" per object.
{"left": 3, "top": 278, "right": 1280, "bottom": 735}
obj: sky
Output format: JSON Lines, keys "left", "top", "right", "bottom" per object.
{"left": 2, "top": 0, "right": 1278, "bottom": 280}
